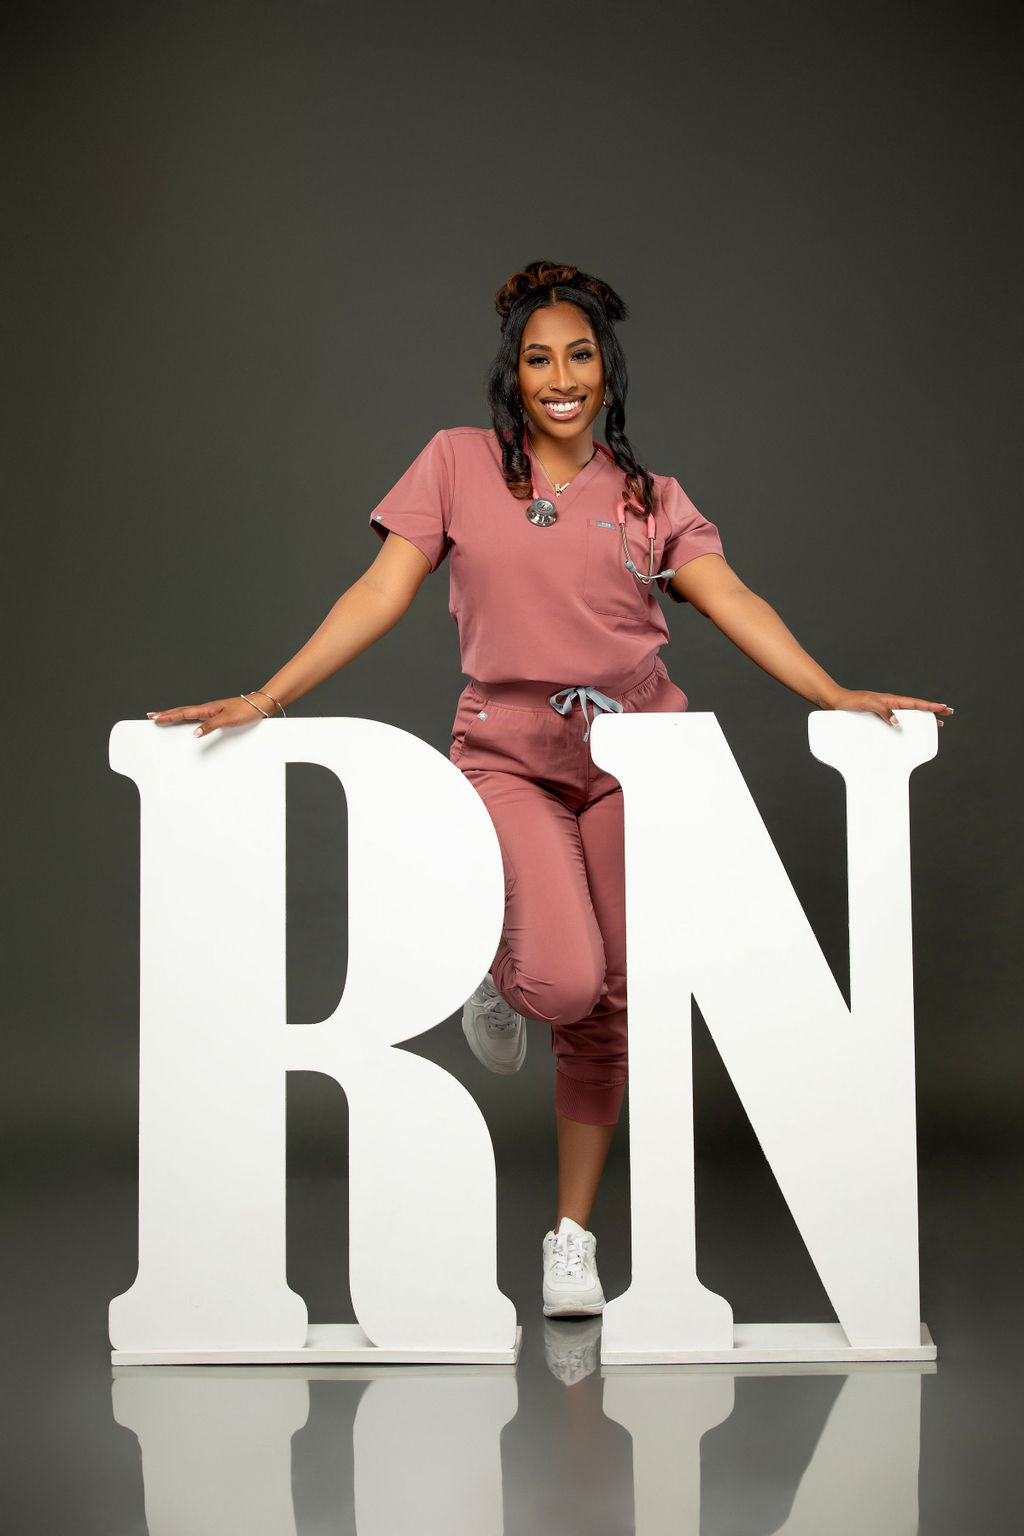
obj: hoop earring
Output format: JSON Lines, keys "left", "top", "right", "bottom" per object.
{"left": 602, "top": 391, "right": 613, "bottom": 407}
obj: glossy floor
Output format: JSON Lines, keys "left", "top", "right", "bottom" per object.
{"left": 3, "top": 1151, "right": 1020, "bottom": 1534}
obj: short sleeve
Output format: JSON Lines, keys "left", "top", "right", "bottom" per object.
{"left": 367, "top": 430, "right": 454, "bottom": 573}
{"left": 658, "top": 476, "right": 725, "bottom": 603}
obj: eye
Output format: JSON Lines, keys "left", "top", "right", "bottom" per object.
{"left": 572, "top": 350, "right": 595, "bottom": 362}
{"left": 525, "top": 355, "right": 549, "bottom": 366}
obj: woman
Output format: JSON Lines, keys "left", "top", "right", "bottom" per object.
{"left": 150, "top": 260, "right": 952, "bottom": 1320}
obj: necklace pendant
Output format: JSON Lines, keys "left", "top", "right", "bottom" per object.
{"left": 554, "top": 481, "right": 570, "bottom": 496}
{"left": 526, "top": 498, "right": 558, "bottom": 527}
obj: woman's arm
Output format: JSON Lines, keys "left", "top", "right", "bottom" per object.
{"left": 150, "top": 532, "right": 432, "bottom": 737}
{"left": 670, "top": 553, "right": 953, "bottom": 727}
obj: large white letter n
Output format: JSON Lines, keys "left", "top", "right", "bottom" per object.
{"left": 591, "top": 710, "right": 937, "bottom": 1359}
{"left": 108, "top": 719, "right": 515, "bottom": 1356}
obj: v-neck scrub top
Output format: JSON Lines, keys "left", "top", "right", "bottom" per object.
{"left": 368, "top": 427, "right": 723, "bottom": 692}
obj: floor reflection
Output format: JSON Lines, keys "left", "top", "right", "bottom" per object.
{"left": 544, "top": 1315, "right": 603, "bottom": 1385}
{"left": 113, "top": 1339, "right": 932, "bottom": 1535}
{"left": 608, "top": 1365, "right": 926, "bottom": 1534}
{"left": 113, "top": 1371, "right": 310, "bottom": 1535}
{"left": 114, "top": 1366, "right": 517, "bottom": 1535}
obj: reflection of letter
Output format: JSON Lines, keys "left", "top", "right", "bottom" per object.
{"left": 602, "top": 1374, "right": 734, "bottom": 1533}
{"left": 774, "top": 1372, "right": 921, "bottom": 1534}
{"left": 604, "top": 1368, "right": 922, "bottom": 1535}
{"left": 113, "top": 1372, "right": 309, "bottom": 1536}
{"left": 109, "top": 719, "right": 515, "bottom": 1358}
{"left": 591, "top": 711, "right": 936, "bottom": 1359}
{"left": 354, "top": 1375, "right": 518, "bottom": 1535}
{"left": 115, "top": 1368, "right": 517, "bottom": 1536}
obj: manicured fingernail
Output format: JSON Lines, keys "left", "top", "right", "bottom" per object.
{"left": 147, "top": 712, "right": 158, "bottom": 719}
{"left": 947, "top": 707, "right": 954, "bottom": 714}
{"left": 193, "top": 727, "right": 203, "bottom": 738}
{"left": 889, "top": 716, "right": 898, "bottom": 726}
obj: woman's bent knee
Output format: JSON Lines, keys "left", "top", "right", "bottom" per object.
{"left": 505, "top": 967, "right": 605, "bottom": 1027}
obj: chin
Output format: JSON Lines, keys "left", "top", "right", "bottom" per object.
{"left": 531, "top": 410, "right": 596, "bottom": 436}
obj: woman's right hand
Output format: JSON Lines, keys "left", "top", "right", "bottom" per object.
{"left": 147, "top": 695, "right": 274, "bottom": 738}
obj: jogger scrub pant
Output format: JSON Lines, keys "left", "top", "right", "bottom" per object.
{"left": 450, "top": 658, "right": 688, "bottom": 1126}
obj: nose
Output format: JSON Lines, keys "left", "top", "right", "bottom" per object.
{"left": 551, "top": 359, "right": 577, "bottom": 392}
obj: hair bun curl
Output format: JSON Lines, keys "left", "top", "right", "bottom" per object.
{"left": 494, "top": 260, "right": 628, "bottom": 325}
{"left": 573, "top": 272, "right": 628, "bottom": 324}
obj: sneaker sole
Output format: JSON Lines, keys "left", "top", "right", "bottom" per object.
{"left": 542, "top": 1299, "right": 605, "bottom": 1318}
{"left": 461, "top": 1013, "right": 526, "bottom": 1074}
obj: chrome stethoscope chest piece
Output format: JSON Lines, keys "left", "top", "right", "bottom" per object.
{"left": 526, "top": 497, "right": 558, "bottom": 527}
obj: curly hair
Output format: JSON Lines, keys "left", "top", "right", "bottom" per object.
{"left": 485, "top": 260, "right": 653, "bottom": 517}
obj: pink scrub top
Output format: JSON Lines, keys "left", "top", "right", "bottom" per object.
{"left": 368, "top": 427, "right": 724, "bottom": 692}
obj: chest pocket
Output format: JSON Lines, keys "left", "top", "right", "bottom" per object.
{"left": 582, "top": 518, "right": 665, "bottom": 621}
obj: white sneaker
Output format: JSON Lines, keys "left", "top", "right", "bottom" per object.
{"left": 542, "top": 1217, "right": 605, "bottom": 1317}
{"left": 462, "top": 972, "right": 527, "bottom": 1074}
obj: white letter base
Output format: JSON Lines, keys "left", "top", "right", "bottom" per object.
{"left": 110, "top": 1323, "right": 522, "bottom": 1367}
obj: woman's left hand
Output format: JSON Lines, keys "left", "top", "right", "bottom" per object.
{"left": 826, "top": 689, "right": 954, "bottom": 728}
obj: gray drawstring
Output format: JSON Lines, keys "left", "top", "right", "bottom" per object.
{"left": 548, "top": 685, "right": 624, "bottom": 742}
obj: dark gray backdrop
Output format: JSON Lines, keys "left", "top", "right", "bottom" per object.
{"left": 5, "top": 0, "right": 1021, "bottom": 1189}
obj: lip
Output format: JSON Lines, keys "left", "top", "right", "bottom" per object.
{"left": 539, "top": 397, "right": 586, "bottom": 421}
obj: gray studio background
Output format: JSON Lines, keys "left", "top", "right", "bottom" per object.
{"left": 6, "top": 0, "right": 1021, "bottom": 1328}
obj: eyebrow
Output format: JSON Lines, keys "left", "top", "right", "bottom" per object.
{"left": 522, "top": 338, "right": 595, "bottom": 353}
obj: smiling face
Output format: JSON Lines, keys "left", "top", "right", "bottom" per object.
{"left": 517, "top": 301, "right": 606, "bottom": 456}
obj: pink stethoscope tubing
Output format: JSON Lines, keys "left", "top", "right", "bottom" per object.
{"left": 614, "top": 487, "right": 672, "bottom": 587}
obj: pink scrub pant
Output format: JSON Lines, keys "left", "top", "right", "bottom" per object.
{"left": 450, "top": 658, "right": 688, "bottom": 1126}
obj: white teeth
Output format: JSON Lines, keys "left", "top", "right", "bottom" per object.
{"left": 545, "top": 400, "right": 582, "bottom": 414}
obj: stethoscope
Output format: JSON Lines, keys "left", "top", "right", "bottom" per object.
{"left": 525, "top": 436, "right": 676, "bottom": 587}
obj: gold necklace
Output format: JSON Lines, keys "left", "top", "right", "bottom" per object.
{"left": 528, "top": 434, "right": 596, "bottom": 496}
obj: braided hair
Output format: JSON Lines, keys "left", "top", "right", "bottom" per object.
{"left": 485, "top": 260, "right": 654, "bottom": 518}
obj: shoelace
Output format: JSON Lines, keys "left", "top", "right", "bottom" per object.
{"left": 482, "top": 991, "right": 520, "bottom": 1035}
{"left": 550, "top": 1230, "right": 587, "bottom": 1279}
